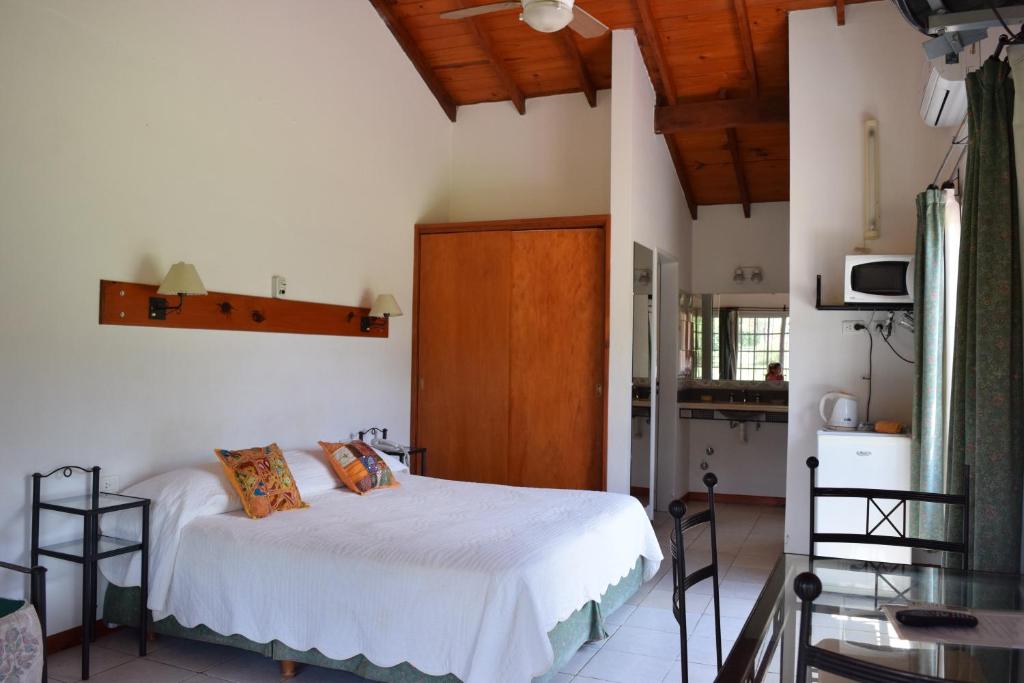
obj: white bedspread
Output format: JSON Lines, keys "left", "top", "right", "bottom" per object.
{"left": 107, "top": 473, "right": 660, "bottom": 683}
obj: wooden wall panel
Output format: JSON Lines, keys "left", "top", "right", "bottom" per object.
{"left": 415, "top": 231, "right": 511, "bottom": 484}
{"left": 507, "top": 228, "right": 606, "bottom": 490}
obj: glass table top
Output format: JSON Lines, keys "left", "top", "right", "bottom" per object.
{"left": 40, "top": 492, "right": 146, "bottom": 512}
{"left": 38, "top": 535, "right": 141, "bottom": 559}
{"left": 719, "top": 554, "right": 1024, "bottom": 683}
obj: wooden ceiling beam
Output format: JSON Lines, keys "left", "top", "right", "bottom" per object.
{"left": 733, "top": 0, "right": 759, "bottom": 98}
{"left": 654, "top": 96, "right": 789, "bottom": 134}
{"left": 368, "top": 0, "right": 458, "bottom": 123}
{"left": 836, "top": 0, "right": 846, "bottom": 25}
{"left": 455, "top": 1, "right": 526, "bottom": 114}
{"left": 559, "top": 31, "right": 597, "bottom": 108}
{"left": 634, "top": 0, "right": 677, "bottom": 103}
{"left": 725, "top": 128, "right": 752, "bottom": 218}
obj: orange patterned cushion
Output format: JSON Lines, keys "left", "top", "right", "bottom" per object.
{"left": 215, "top": 443, "right": 308, "bottom": 519}
{"left": 318, "top": 440, "right": 400, "bottom": 495}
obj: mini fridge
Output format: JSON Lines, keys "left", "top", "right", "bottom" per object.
{"left": 815, "top": 430, "right": 912, "bottom": 564}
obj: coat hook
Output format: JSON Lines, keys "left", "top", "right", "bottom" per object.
{"left": 219, "top": 302, "right": 234, "bottom": 315}
{"left": 251, "top": 310, "right": 265, "bottom": 323}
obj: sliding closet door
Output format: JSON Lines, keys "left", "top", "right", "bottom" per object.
{"left": 416, "top": 231, "right": 511, "bottom": 484}
{"left": 508, "top": 228, "right": 605, "bottom": 490}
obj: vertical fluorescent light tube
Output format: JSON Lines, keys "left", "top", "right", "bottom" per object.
{"left": 864, "top": 119, "right": 880, "bottom": 240}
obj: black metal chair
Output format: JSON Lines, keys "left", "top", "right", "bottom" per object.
{"left": 0, "top": 560, "right": 47, "bottom": 681}
{"left": 806, "top": 456, "right": 970, "bottom": 568}
{"left": 668, "top": 472, "right": 723, "bottom": 683}
{"left": 794, "top": 571, "right": 960, "bottom": 683}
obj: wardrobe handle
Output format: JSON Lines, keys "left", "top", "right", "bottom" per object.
{"left": 596, "top": 383, "right": 603, "bottom": 397}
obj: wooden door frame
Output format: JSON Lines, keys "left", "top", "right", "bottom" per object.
{"left": 412, "top": 214, "right": 612, "bottom": 491}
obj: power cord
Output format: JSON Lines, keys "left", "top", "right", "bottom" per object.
{"left": 854, "top": 322, "right": 873, "bottom": 423}
{"left": 876, "top": 313, "right": 915, "bottom": 364}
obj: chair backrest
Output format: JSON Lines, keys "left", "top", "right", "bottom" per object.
{"left": 0, "top": 560, "right": 47, "bottom": 681}
{"left": 669, "top": 472, "right": 723, "bottom": 682}
{"left": 806, "top": 456, "right": 970, "bottom": 568}
{"left": 794, "top": 571, "right": 956, "bottom": 683}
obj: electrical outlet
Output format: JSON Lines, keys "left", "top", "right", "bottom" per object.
{"left": 100, "top": 475, "right": 119, "bottom": 494}
{"left": 842, "top": 320, "right": 862, "bottom": 336}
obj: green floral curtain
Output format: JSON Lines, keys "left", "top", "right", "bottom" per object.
{"left": 946, "top": 58, "right": 1024, "bottom": 575}
{"left": 912, "top": 188, "right": 947, "bottom": 541}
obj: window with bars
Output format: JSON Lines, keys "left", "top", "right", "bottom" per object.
{"left": 735, "top": 312, "right": 789, "bottom": 381}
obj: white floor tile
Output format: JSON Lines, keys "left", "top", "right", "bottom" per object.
{"left": 577, "top": 648, "right": 676, "bottom": 683}
{"left": 84, "top": 658, "right": 196, "bottom": 683}
{"left": 639, "top": 589, "right": 674, "bottom": 610}
{"left": 203, "top": 651, "right": 287, "bottom": 683}
{"left": 560, "top": 642, "right": 600, "bottom": 674}
{"left": 148, "top": 638, "right": 245, "bottom": 672}
{"left": 704, "top": 596, "right": 756, "bottom": 619}
{"left": 48, "top": 644, "right": 136, "bottom": 681}
{"left": 602, "top": 625, "right": 682, "bottom": 660}
{"left": 622, "top": 606, "right": 680, "bottom": 634}
{"left": 661, "top": 660, "right": 719, "bottom": 683}
{"left": 93, "top": 629, "right": 169, "bottom": 656}
{"left": 605, "top": 603, "right": 637, "bottom": 627}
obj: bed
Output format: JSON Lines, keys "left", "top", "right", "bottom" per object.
{"left": 99, "top": 449, "right": 662, "bottom": 683}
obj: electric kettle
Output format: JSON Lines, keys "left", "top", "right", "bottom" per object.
{"left": 819, "top": 392, "right": 859, "bottom": 430}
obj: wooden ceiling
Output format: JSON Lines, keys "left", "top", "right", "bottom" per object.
{"left": 371, "top": 0, "right": 869, "bottom": 218}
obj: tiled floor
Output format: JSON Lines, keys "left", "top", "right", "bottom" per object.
{"left": 48, "top": 503, "right": 783, "bottom": 683}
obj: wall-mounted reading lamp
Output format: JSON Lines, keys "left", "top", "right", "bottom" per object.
{"left": 148, "top": 262, "right": 208, "bottom": 320}
{"left": 361, "top": 294, "right": 402, "bottom": 333}
{"left": 732, "top": 266, "right": 763, "bottom": 284}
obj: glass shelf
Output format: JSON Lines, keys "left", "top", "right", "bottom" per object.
{"left": 38, "top": 535, "right": 141, "bottom": 561}
{"left": 40, "top": 493, "right": 146, "bottom": 513}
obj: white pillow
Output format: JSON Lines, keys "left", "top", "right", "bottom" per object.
{"left": 370, "top": 446, "right": 410, "bottom": 474}
{"left": 282, "top": 448, "right": 342, "bottom": 496}
{"left": 99, "top": 462, "right": 242, "bottom": 596}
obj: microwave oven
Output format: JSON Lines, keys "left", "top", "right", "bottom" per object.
{"left": 844, "top": 255, "right": 914, "bottom": 304}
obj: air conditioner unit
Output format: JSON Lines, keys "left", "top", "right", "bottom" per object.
{"left": 920, "top": 65, "right": 967, "bottom": 127}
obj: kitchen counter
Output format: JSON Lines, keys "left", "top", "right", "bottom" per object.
{"left": 678, "top": 401, "right": 788, "bottom": 414}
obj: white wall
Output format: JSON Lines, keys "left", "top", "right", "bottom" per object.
{"left": 0, "top": 0, "right": 452, "bottom": 633}
{"left": 785, "top": 2, "right": 950, "bottom": 552}
{"left": 692, "top": 202, "right": 790, "bottom": 294}
{"left": 688, "top": 422, "right": 788, "bottom": 496}
{"left": 448, "top": 92, "right": 611, "bottom": 221}
{"left": 609, "top": 29, "right": 693, "bottom": 506}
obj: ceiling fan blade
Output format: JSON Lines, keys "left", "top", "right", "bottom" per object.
{"left": 568, "top": 6, "right": 609, "bottom": 38}
{"left": 440, "top": 2, "right": 521, "bottom": 20}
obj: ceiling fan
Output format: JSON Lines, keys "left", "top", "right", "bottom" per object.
{"left": 440, "top": 0, "right": 609, "bottom": 38}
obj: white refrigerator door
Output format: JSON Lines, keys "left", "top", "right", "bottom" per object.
{"left": 815, "top": 432, "right": 912, "bottom": 564}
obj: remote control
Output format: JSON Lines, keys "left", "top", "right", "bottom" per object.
{"left": 895, "top": 609, "right": 978, "bottom": 628}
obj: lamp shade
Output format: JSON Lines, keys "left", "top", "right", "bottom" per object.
{"left": 369, "top": 294, "right": 402, "bottom": 318}
{"left": 522, "top": 0, "right": 574, "bottom": 33}
{"left": 157, "top": 262, "right": 207, "bottom": 296}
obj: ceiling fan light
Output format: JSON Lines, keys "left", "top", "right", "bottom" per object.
{"left": 521, "top": 0, "right": 574, "bottom": 33}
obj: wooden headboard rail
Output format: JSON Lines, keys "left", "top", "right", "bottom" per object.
{"left": 98, "top": 280, "right": 387, "bottom": 338}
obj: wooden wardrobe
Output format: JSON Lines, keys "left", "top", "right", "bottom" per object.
{"left": 412, "top": 215, "right": 609, "bottom": 491}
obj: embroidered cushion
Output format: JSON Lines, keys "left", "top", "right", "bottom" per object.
{"left": 215, "top": 443, "right": 308, "bottom": 519}
{"left": 318, "top": 440, "right": 400, "bottom": 495}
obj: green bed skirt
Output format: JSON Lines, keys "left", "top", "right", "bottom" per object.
{"left": 103, "top": 557, "right": 645, "bottom": 682}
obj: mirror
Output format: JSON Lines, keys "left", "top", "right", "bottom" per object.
{"left": 680, "top": 292, "right": 789, "bottom": 384}
{"left": 631, "top": 244, "right": 654, "bottom": 514}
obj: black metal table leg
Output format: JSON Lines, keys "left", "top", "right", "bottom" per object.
{"left": 81, "top": 515, "right": 91, "bottom": 681}
{"left": 139, "top": 502, "right": 149, "bottom": 656}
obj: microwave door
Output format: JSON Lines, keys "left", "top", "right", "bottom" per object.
{"left": 850, "top": 261, "right": 910, "bottom": 296}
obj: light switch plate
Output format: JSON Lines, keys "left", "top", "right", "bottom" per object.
{"left": 272, "top": 275, "right": 287, "bottom": 299}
